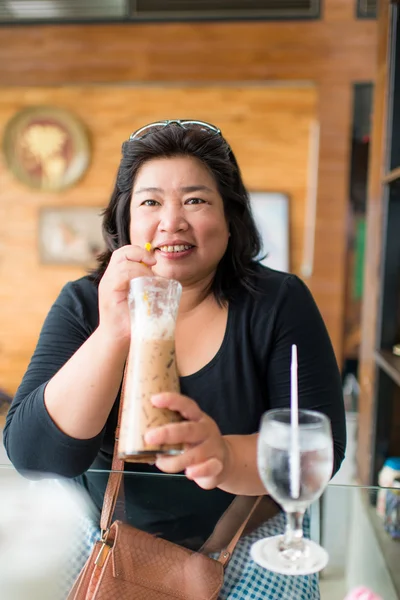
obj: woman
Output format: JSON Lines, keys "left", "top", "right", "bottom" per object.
{"left": 4, "top": 120, "right": 345, "bottom": 598}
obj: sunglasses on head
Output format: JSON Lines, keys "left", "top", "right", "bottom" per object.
{"left": 129, "top": 119, "right": 222, "bottom": 141}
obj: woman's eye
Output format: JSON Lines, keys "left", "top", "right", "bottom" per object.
{"left": 185, "top": 198, "right": 206, "bottom": 205}
{"left": 141, "top": 200, "right": 160, "bottom": 207}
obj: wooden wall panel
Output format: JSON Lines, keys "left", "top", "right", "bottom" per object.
{"left": 0, "top": 1, "right": 378, "bottom": 397}
{"left": 0, "top": 20, "right": 376, "bottom": 85}
{"left": 312, "top": 83, "right": 353, "bottom": 355}
{"left": 0, "top": 85, "right": 316, "bottom": 394}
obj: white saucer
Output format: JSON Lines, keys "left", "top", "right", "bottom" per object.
{"left": 250, "top": 536, "right": 329, "bottom": 576}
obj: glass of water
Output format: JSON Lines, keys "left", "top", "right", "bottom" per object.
{"left": 251, "top": 408, "right": 333, "bottom": 575}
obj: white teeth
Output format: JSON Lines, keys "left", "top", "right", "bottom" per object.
{"left": 159, "top": 245, "right": 192, "bottom": 253}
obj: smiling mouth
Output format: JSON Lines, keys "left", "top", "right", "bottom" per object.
{"left": 156, "top": 245, "right": 195, "bottom": 254}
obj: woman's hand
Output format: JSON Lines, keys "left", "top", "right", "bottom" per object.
{"left": 144, "top": 393, "right": 232, "bottom": 490}
{"left": 98, "top": 244, "right": 156, "bottom": 347}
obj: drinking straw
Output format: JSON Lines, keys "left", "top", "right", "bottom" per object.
{"left": 290, "top": 344, "right": 300, "bottom": 499}
{"left": 142, "top": 243, "right": 152, "bottom": 313}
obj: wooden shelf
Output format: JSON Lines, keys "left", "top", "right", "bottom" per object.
{"left": 358, "top": 3, "right": 400, "bottom": 486}
{"left": 383, "top": 167, "right": 400, "bottom": 184}
{"left": 374, "top": 349, "right": 400, "bottom": 387}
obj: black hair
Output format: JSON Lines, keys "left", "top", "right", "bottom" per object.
{"left": 90, "top": 123, "right": 263, "bottom": 304}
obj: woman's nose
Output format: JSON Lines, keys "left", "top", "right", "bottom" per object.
{"left": 158, "top": 205, "right": 188, "bottom": 232}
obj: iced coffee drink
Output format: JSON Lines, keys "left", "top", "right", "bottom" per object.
{"left": 118, "top": 276, "right": 183, "bottom": 462}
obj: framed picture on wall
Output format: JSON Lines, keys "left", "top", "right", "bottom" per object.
{"left": 249, "top": 192, "right": 290, "bottom": 272}
{"left": 38, "top": 207, "right": 105, "bottom": 266}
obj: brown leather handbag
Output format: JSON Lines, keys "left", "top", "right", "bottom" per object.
{"left": 67, "top": 385, "right": 278, "bottom": 599}
{"left": 67, "top": 442, "right": 270, "bottom": 600}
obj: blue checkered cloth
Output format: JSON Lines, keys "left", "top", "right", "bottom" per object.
{"left": 210, "top": 510, "right": 319, "bottom": 599}
{"left": 63, "top": 509, "right": 319, "bottom": 599}
{"left": 62, "top": 511, "right": 101, "bottom": 597}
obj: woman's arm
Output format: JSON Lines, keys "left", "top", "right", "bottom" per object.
{"left": 219, "top": 275, "right": 346, "bottom": 493}
{"left": 44, "top": 244, "right": 156, "bottom": 440}
{"left": 4, "top": 246, "right": 155, "bottom": 478}
{"left": 3, "top": 281, "right": 119, "bottom": 477}
{"left": 264, "top": 275, "right": 346, "bottom": 476}
{"left": 44, "top": 326, "right": 126, "bottom": 440}
{"left": 218, "top": 433, "right": 265, "bottom": 495}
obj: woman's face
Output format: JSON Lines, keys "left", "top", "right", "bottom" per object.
{"left": 130, "top": 156, "right": 230, "bottom": 286}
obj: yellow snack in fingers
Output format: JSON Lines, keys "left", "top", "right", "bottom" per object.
{"left": 140, "top": 243, "right": 153, "bottom": 268}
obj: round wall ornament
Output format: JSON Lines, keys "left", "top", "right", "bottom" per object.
{"left": 2, "top": 106, "right": 91, "bottom": 191}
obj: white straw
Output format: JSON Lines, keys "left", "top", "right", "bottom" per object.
{"left": 290, "top": 344, "right": 300, "bottom": 499}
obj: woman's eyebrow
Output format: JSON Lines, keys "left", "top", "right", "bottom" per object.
{"left": 180, "top": 185, "right": 214, "bottom": 193}
{"left": 134, "top": 185, "right": 214, "bottom": 194}
{"left": 134, "top": 186, "right": 163, "bottom": 194}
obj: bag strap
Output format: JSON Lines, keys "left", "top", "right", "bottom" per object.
{"left": 100, "top": 366, "right": 262, "bottom": 566}
{"left": 100, "top": 361, "right": 127, "bottom": 536}
{"left": 214, "top": 495, "right": 262, "bottom": 566}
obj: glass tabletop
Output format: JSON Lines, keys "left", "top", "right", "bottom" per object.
{"left": 0, "top": 463, "right": 399, "bottom": 600}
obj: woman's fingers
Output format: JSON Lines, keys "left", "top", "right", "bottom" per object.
{"left": 112, "top": 264, "right": 152, "bottom": 291}
{"left": 145, "top": 420, "right": 207, "bottom": 447}
{"left": 186, "top": 459, "right": 224, "bottom": 490}
{"left": 97, "top": 244, "right": 156, "bottom": 344}
{"left": 150, "top": 393, "right": 203, "bottom": 422}
{"left": 147, "top": 393, "right": 228, "bottom": 489}
{"left": 153, "top": 436, "right": 213, "bottom": 473}
{"left": 112, "top": 244, "right": 157, "bottom": 266}
{"left": 152, "top": 430, "right": 228, "bottom": 489}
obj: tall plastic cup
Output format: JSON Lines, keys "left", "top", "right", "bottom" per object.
{"left": 118, "top": 276, "right": 183, "bottom": 462}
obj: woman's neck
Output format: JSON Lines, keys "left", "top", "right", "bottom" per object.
{"left": 179, "top": 274, "right": 217, "bottom": 315}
